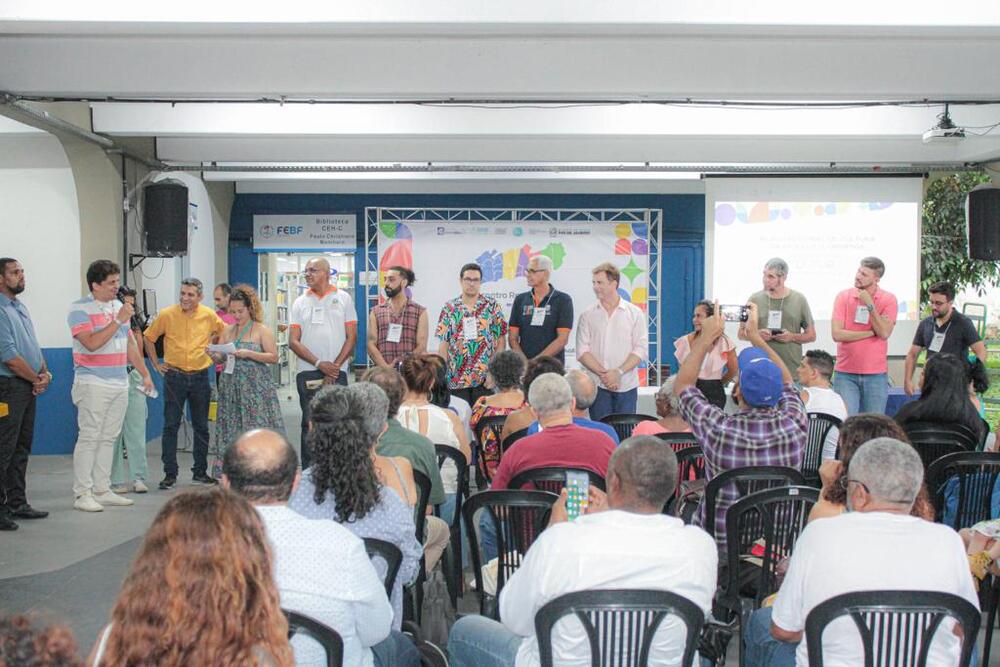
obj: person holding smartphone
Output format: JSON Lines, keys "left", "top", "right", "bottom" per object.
{"left": 743, "top": 258, "right": 816, "bottom": 376}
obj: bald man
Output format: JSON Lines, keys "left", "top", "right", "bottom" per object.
{"left": 289, "top": 257, "right": 358, "bottom": 468}
{"left": 222, "top": 429, "right": 419, "bottom": 667}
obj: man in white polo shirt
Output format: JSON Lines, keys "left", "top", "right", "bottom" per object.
{"left": 288, "top": 257, "right": 357, "bottom": 468}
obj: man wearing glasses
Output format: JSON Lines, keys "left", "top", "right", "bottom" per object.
{"left": 508, "top": 255, "right": 573, "bottom": 364}
{"left": 436, "top": 263, "right": 508, "bottom": 406}
{"left": 289, "top": 257, "right": 358, "bottom": 468}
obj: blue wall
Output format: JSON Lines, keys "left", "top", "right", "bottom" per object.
{"left": 230, "top": 193, "right": 705, "bottom": 372}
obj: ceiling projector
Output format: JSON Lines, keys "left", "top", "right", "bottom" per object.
{"left": 923, "top": 127, "right": 966, "bottom": 144}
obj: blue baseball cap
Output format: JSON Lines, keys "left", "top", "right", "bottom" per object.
{"left": 737, "top": 348, "right": 783, "bottom": 408}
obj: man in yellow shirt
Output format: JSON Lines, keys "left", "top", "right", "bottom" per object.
{"left": 143, "top": 278, "right": 225, "bottom": 489}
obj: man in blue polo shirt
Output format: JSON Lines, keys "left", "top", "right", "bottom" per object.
{"left": 0, "top": 258, "right": 51, "bottom": 530}
{"left": 508, "top": 255, "right": 573, "bottom": 363}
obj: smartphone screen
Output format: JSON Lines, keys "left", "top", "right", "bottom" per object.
{"left": 565, "top": 470, "right": 590, "bottom": 521}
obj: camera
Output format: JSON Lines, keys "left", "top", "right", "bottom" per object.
{"left": 719, "top": 304, "right": 749, "bottom": 323}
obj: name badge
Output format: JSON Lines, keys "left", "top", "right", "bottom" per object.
{"left": 223, "top": 354, "right": 236, "bottom": 375}
{"left": 767, "top": 310, "right": 782, "bottom": 330}
{"left": 462, "top": 316, "right": 478, "bottom": 341}
{"left": 311, "top": 307, "right": 325, "bottom": 325}
{"left": 929, "top": 331, "right": 946, "bottom": 353}
{"left": 530, "top": 306, "right": 548, "bottom": 327}
{"left": 854, "top": 305, "right": 870, "bottom": 325}
{"left": 387, "top": 322, "right": 403, "bottom": 343}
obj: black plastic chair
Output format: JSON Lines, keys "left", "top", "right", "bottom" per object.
{"left": 663, "top": 445, "right": 707, "bottom": 520}
{"left": 654, "top": 431, "right": 699, "bottom": 451}
{"left": 702, "top": 466, "right": 806, "bottom": 544}
{"left": 534, "top": 589, "right": 705, "bottom": 667}
{"left": 462, "top": 489, "right": 559, "bottom": 617}
{"left": 900, "top": 421, "right": 978, "bottom": 471}
{"left": 473, "top": 414, "right": 509, "bottom": 488}
{"left": 284, "top": 609, "right": 345, "bottom": 667}
{"left": 502, "top": 427, "right": 530, "bottom": 453}
{"left": 801, "top": 412, "right": 842, "bottom": 487}
{"left": 362, "top": 537, "right": 403, "bottom": 598}
{"left": 411, "top": 468, "right": 432, "bottom": 543}
{"left": 434, "top": 444, "right": 470, "bottom": 607}
{"left": 719, "top": 485, "right": 819, "bottom": 664}
{"left": 599, "top": 413, "right": 657, "bottom": 441}
{"left": 804, "top": 590, "right": 979, "bottom": 667}
{"left": 403, "top": 469, "right": 432, "bottom": 625}
{"left": 508, "top": 466, "right": 607, "bottom": 494}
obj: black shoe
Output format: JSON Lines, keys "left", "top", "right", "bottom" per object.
{"left": 159, "top": 475, "right": 177, "bottom": 490}
{"left": 10, "top": 504, "right": 48, "bottom": 519}
{"left": 192, "top": 473, "right": 218, "bottom": 485}
{"left": 0, "top": 515, "right": 17, "bottom": 531}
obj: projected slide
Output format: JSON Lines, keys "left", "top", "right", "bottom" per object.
{"left": 711, "top": 200, "right": 920, "bottom": 321}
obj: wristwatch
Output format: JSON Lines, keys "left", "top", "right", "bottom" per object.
{"left": 865, "top": 304, "right": 875, "bottom": 313}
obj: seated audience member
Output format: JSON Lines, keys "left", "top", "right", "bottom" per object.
{"left": 895, "top": 352, "right": 986, "bottom": 445}
{"left": 92, "top": 487, "right": 294, "bottom": 666}
{"left": 426, "top": 353, "right": 475, "bottom": 442}
{"left": 796, "top": 349, "right": 848, "bottom": 460}
{"left": 499, "top": 355, "right": 565, "bottom": 442}
{"left": 448, "top": 436, "right": 718, "bottom": 666}
{"left": 809, "top": 414, "right": 934, "bottom": 523}
{"left": 289, "top": 385, "right": 422, "bottom": 631}
{"left": 526, "top": 369, "right": 620, "bottom": 444}
{"left": 674, "top": 302, "right": 807, "bottom": 550}
{"left": 744, "top": 438, "right": 978, "bottom": 667}
{"left": 0, "top": 615, "right": 80, "bottom": 667}
{"left": 632, "top": 376, "right": 691, "bottom": 437}
{"left": 222, "top": 428, "right": 418, "bottom": 667}
{"left": 966, "top": 356, "right": 993, "bottom": 450}
{"left": 469, "top": 350, "right": 528, "bottom": 478}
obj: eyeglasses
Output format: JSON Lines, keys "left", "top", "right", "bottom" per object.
{"left": 461, "top": 277, "right": 481, "bottom": 283}
{"left": 846, "top": 479, "right": 915, "bottom": 505}
{"left": 526, "top": 268, "right": 547, "bottom": 274}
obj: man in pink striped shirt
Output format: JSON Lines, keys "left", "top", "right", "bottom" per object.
{"left": 68, "top": 260, "right": 153, "bottom": 513}
{"left": 576, "top": 262, "right": 648, "bottom": 421}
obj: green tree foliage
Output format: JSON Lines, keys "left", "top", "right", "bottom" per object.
{"left": 920, "top": 171, "right": 995, "bottom": 305}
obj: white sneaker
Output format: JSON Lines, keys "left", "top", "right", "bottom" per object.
{"left": 132, "top": 480, "right": 148, "bottom": 493}
{"left": 94, "top": 491, "right": 134, "bottom": 507}
{"left": 110, "top": 484, "right": 131, "bottom": 494}
{"left": 74, "top": 495, "right": 103, "bottom": 512}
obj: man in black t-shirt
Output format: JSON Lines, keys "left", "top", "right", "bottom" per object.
{"left": 508, "top": 255, "right": 574, "bottom": 363}
{"left": 904, "top": 281, "right": 986, "bottom": 395}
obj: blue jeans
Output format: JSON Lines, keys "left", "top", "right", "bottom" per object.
{"left": 448, "top": 615, "right": 523, "bottom": 667}
{"left": 161, "top": 368, "right": 211, "bottom": 477}
{"left": 743, "top": 607, "right": 797, "bottom": 667}
{"left": 439, "top": 492, "right": 470, "bottom": 567}
{"left": 832, "top": 371, "right": 889, "bottom": 416}
{"left": 372, "top": 629, "right": 421, "bottom": 667}
{"left": 590, "top": 387, "right": 638, "bottom": 422}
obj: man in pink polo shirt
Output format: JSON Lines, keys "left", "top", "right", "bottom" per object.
{"left": 830, "top": 257, "right": 898, "bottom": 415}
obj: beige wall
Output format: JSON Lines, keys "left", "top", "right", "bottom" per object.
{"left": 206, "top": 180, "right": 234, "bottom": 282}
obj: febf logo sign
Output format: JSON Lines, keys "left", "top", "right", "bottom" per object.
{"left": 252, "top": 214, "right": 356, "bottom": 251}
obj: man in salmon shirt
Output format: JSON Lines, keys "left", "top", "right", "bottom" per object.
{"left": 830, "top": 257, "right": 898, "bottom": 415}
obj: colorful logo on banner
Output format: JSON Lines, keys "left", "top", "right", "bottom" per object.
{"left": 714, "top": 201, "right": 895, "bottom": 226}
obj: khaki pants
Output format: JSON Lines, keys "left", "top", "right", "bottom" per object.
{"left": 72, "top": 382, "right": 128, "bottom": 497}
{"left": 424, "top": 514, "right": 451, "bottom": 574}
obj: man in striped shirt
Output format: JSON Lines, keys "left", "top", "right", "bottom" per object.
{"left": 68, "top": 260, "right": 153, "bottom": 513}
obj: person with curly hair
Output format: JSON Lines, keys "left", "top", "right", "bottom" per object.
{"left": 91, "top": 487, "right": 293, "bottom": 666}
{"left": 208, "top": 284, "right": 285, "bottom": 473}
{"left": 288, "top": 384, "right": 422, "bottom": 630}
{"left": 0, "top": 615, "right": 81, "bottom": 667}
{"left": 469, "top": 350, "right": 528, "bottom": 481}
{"left": 808, "top": 413, "right": 933, "bottom": 523}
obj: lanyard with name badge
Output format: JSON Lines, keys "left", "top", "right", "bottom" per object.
{"left": 929, "top": 320, "right": 951, "bottom": 352}
{"left": 531, "top": 288, "right": 554, "bottom": 327}
{"left": 767, "top": 295, "right": 784, "bottom": 330}
{"left": 225, "top": 321, "right": 253, "bottom": 375}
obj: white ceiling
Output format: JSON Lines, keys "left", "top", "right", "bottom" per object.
{"left": 2, "top": 2, "right": 1000, "bottom": 185}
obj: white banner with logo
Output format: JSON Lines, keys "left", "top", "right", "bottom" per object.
{"left": 253, "top": 214, "right": 357, "bottom": 251}
{"left": 377, "top": 218, "right": 650, "bottom": 371}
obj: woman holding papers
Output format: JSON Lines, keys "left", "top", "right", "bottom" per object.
{"left": 208, "top": 285, "right": 285, "bottom": 458}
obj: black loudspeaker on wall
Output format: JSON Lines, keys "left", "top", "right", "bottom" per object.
{"left": 967, "top": 185, "right": 1000, "bottom": 261}
{"left": 143, "top": 182, "right": 189, "bottom": 257}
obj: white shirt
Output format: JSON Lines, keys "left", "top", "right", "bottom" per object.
{"left": 256, "top": 504, "right": 393, "bottom": 667}
{"left": 771, "top": 511, "right": 978, "bottom": 667}
{"left": 397, "top": 403, "right": 461, "bottom": 493}
{"left": 290, "top": 287, "right": 358, "bottom": 372}
{"left": 499, "top": 510, "right": 718, "bottom": 667}
{"left": 576, "top": 299, "right": 648, "bottom": 393}
{"left": 801, "top": 385, "right": 848, "bottom": 460}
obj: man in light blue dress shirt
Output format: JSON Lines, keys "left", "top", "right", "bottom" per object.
{"left": 0, "top": 258, "right": 50, "bottom": 530}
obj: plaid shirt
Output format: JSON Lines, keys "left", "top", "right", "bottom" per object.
{"left": 678, "top": 384, "right": 807, "bottom": 550}
{"left": 373, "top": 299, "right": 425, "bottom": 367}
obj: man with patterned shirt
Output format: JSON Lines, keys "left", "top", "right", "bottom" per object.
{"left": 368, "top": 266, "right": 428, "bottom": 368}
{"left": 674, "top": 301, "right": 807, "bottom": 551}
{"left": 437, "top": 262, "right": 508, "bottom": 407}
